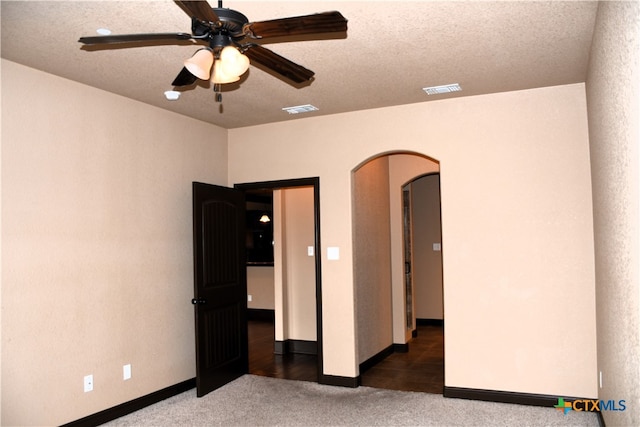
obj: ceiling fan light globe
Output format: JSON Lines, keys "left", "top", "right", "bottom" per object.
{"left": 184, "top": 48, "right": 214, "bottom": 80}
{"left": 220, "top": 45, "right": 240, "bottom": 61}
{"left": 211, "top": 60, "right": 241, "bottom": 84}
{"left": 219, "top": 46, "right": 250, "bottom": 77}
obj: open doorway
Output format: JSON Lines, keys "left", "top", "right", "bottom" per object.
{"left": 352, "top": 153, "right": 444, "bottom": 393}
{"left": 236, "top": 178, "right": 321, "bottom": 383}
{"left": 406, "top": 174, "right": 444, "bottom": 329}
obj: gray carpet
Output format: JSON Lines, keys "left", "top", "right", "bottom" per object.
{"left": 103, "top": 375, "right": 599, "bottom": 426}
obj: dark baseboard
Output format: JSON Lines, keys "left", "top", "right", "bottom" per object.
{"left": 444, "top": 386, "right": 594, "bottom": 408}
{"left": 61, "top": 378, "right": 195, "bottom": 427}
{"left": 274, "top": 339, "right": 317, "bottom": 355}
{"left": 247, "top": 308, "right": 275, "bottom": 322}
{"left": 359, "top": 341, "right": 417, "bottom": 374}
{"left": 393, "top": 343, "right": 409, "bottom": 353}
{"left": 359, "top": 345, "right": 394, "bottom": 374}
{"left": 320, "top": 373, "right": 359, "bottom": 388}
{"left": 416, "top": 318, "right": 444, "bottom": 327}
{"left": 597, "top": 411, "right": 606, "bottom": 427}
{"left": 274, "top": 340, "right": 285, "bottom": 355}
{"left": 289, "top": 339, "right": 317, "bottom": 355}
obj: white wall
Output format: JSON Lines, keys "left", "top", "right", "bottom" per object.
{"left": 586, "top": 1, "right": 640, "bottom": 425}
{"left": 229, "top": 83, "right": 596, "bottom": 398}
{"left": 1, "top": 60, "right": 228, "bottom": 426}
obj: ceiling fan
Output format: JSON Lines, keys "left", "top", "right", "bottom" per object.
{"left": 78, "top": 0, "right": 348, "bottom": 102}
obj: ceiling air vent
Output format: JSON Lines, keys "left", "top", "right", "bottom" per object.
{"left": 422, "top": 83, "right": 462, "bottom": 95}
{"left": 282, "top": 104, "right": 319, "bottom": 114}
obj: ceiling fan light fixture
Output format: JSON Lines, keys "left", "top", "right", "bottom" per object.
{"left": 211, "top": 60, "right": 241, "bottom": 84}
{"left": 184, "top": 48, "right": 214, "bottom": 80}
{"left": 219, "top": 46, "right": 250, "bottom": 78}
{"left": 78, "top": 2, "right": 349, "bottom": 101}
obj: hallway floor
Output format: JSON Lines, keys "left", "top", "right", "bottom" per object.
{"left": 248, "top": 319, "right": 318, "bottom": 382}
{"left": 359, "top": 324, "right": 444, "bottom": 394}
{"left": 248, "top": 320, "right": 444, "bottom": 394}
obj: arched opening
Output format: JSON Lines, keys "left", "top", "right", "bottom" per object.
{"left": 352, "top": 151, "right": 444, "bottom": 393}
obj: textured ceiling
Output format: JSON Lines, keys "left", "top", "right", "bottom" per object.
{"left": 1, "top": 1, "right": 598, "bottom": 129}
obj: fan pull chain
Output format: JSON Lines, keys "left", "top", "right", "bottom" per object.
{"left": 214, "top": 84, "right": 222, "bottom": 103}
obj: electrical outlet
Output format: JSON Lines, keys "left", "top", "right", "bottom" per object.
{"left": 84, "top": 374, "right": 93, "bottom": 392}
{"left": 123, "top": 364, "right": 132, "bottom": 380}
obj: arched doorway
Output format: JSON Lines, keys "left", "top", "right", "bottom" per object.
{"left": 352, "top": 151, "right": 444, "bottom": 393}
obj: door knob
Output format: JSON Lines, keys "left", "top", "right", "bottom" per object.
{"left": 191, "top": 298, "right": 207, "bottom": 305}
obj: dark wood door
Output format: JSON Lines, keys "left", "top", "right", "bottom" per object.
{"left": 192, "top": 182, "right": 248, "bottom": 397}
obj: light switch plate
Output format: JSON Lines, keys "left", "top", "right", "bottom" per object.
{"left": 433, "top": 243, "right": 441, "bottom": 251}
{"left": 327, "top": 247, "right": 340, "bottom": 260}
{"left": 123, "top": 364, "right": 131, "bottom": 380}
{"left": 307, "top": 246, "right": 314, "bottom": 256}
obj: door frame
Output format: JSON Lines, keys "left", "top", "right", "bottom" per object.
{"left": 235, "top": 177, "right": 324, "bottom": 383}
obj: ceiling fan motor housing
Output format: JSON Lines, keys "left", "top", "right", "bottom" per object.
{"left": 212, "top": 8, "right": 249, "bottom": 38}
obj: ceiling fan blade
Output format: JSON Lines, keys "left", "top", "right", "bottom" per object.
{"left": 171, "top": 67, "right": 198, "bottom": 87}
{"left": 79, "top": 33, "right": 193, "bottom": 45}
{"left": 244, "top": 45, "right": 314, "bottom": 84}
{"left": 174, "top": 0, "right": 220, "bottom": 24}
{"left": 244, "top": 11, "right": 347, "bottom": 39}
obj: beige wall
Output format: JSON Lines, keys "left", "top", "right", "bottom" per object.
{"left": 229, "top": 82, "right": 597, "bottom": 397}
{"left": 412, "top": 174, "right": 443, "bottom": 320}
{"left": 586, "top": 1, "right": 640, "bottom": 426}
{"left": 353, "top": 156, "right": 393, "bottom": 363}
{"left": 0, "top": 58, "right": 3, "bottom": 425}
{"left": 273, "top": 187, "right": 316, "bottom": 342}
{"left": 247, "top": 266, "right": 274, "bottom": 310}
{"left": 278, "top": 187, "right": 316, "bottom": 341}
{"left": 1, "top": 56, "right": 604, "bottom": 425}
{"left": 1, "top": 60, "right": 228, "bottom": 426}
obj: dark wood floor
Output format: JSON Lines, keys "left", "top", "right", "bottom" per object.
{"left": 359, "top": 324, "right": 444, "bottom": 394}
{"left": 248, "top": 320, "right": 444, "bottom": 393}
{"left": 248, "top": 319, "right": 318, "bottom": 382}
